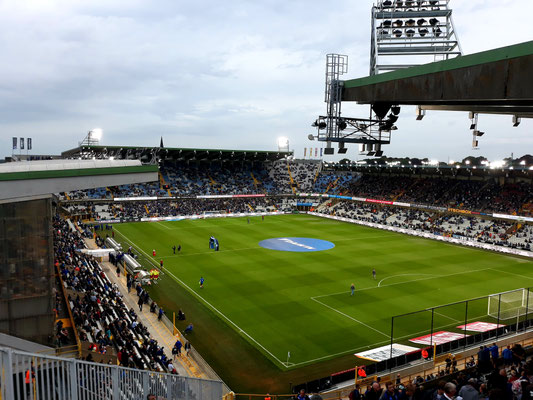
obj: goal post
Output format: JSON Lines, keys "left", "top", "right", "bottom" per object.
{"left": 487, "top": 288, "right": 533, "bottom": 321}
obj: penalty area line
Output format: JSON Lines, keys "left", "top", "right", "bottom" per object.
{"left": 377, "top": 273, "right": 435, "bottom": 287}
{"left": 310, "top": 297, "right": 389, "bottom": 338}
{"left": 113, "top": 227, "right": 288, "bottom": 368}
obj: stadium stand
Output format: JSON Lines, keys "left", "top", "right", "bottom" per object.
{"left": 323, "top": 201, "right": 532, "bottom": 250}
{"left": 54, "top": 216, "right": 179, "bottom": 373}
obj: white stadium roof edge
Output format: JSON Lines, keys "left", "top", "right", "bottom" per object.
{"left": 0, "top": 159, "right": 158, "bottom": 203}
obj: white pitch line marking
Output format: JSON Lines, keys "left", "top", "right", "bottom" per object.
{"left": 313, "top": 265, "right": 509, "bottom": 300}
{"left": 112, "top": 224, "right": 530, "bottom": 368}
{"left": 113, "top": 227, "right": 288, "bottom": 368}
{"left": 310, "top": 297, "right": 389, "bottom": 338}
{"left": 156, "top": 221, "right": 173, "bottom": 230}
{"left": 433, "top": 311, "right": 463, "bottom": 324}
{"left": 378, "top": 273, "right": 436, "bottom": 287}
{"left": 490, "top": 268, "right": 533, "bottom": 281}
{"left": 162, "top": 247, "right": 258, "bottom": 258}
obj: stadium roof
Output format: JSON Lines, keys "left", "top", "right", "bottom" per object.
{"left": 62, "top": 145, "right": 293, "bottom": 162}
{"left": 0, "top": 159, "right": 158, "bottom": 201}
{"left": 342, "top": 40, "right": 533, "bottom": 117}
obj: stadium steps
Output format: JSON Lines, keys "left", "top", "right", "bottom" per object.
{"left": 392, "top": 190, "right": 405, "bottom": 201}
{"left": 250, "top": 172, "right": 260, "bottom": 192}
{"left": 312, "top": 167, "right": 320, "bottom": 186}
{"left": 325, "top": 176, "right": 340, "bottom": 194}
{"left": 247, "top": 203, "right": 254, "bottom": 212}
{"left": 97, "top": 260, "right": 205, "bottom": 379}
{"left": 105, "top": 187, "right": 114, "bottom": 199}
{"left": 286, "top": 163, "right": 297, "bottom": 194}
{"left": 144, "top": 204, "right": 150, "bottom": 215}
{"left": 507, "top": 223, "right": 522, "bottom": 235}
{"left": 64, "top": 192, "right": 71, "bottom": 200}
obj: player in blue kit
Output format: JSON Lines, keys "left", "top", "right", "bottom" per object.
{"left": 199, "top": 277, "right": 204, "bottom": 289}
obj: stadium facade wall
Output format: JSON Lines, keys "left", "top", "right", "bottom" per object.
{"left": 0, "top": 197, "right": 55, "bottom": 344}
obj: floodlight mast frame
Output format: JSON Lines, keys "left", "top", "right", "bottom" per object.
{"left": 370, "top": 0, "right": 463, "bottom": 75}
{"left": 313, "top": 54, "right": 393, "bottom": 155}
{"left": 79, "top": 130, "right": 101, "bottom": 147}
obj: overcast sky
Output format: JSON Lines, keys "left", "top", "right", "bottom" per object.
{"left": 0, "top": 0, "right": 532, "bottom": 162}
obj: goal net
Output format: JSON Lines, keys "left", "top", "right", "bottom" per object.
{"left": 487, "top": 288, "right": 533, "bottom": 320}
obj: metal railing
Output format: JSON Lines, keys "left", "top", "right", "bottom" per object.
{"left": 0, "top": 346, "right": 223, "bottom": 400}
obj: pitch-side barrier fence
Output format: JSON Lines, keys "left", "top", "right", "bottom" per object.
{"left": 0, "top": 346, "right": 223, "bottom": 400}
{"left": 292, "top": 288, "right": 533, "bottom": 395}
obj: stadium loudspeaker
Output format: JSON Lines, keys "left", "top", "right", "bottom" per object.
{"left": 324, "top": 148, "right": 334, "bottom": 155}
{"left": 338, "top": 147, "right": 348, "bottom": 154}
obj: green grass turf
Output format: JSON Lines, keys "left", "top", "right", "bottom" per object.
{"left": 110, "top": 214, "right": 533, "bottom": 392}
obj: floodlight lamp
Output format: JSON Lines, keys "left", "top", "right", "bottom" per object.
{"left": 388, "top": 114, "right": 399, "bottom": 124}
{"left": 513, "top": 115, "right": 521, "bottom": 127}
{"left": 391, "top": 105, "right": 401, "bottom": 115}
{"left": 308, "top": 134, "right": 315, "bottom": 141}
{"left": 318, "top": 122, "right": 327, "bottom": 130}
{"left": 429, "top": 18, "right": 439, "bottom": 26}
{"left": 449, "top": 159, "right": 455, "bottom": 164}
{"left": 520, "top": 160, "right": 526, "bottom": 166}
{"left": 277, "top": 137, "right": 289, "bottom": 148}
{"left": 490, "top": 160, "right": 505, "bottom": 169}
{"left": 469, "top": 123, "right": 476, "bottom": 130}
{"left": 465, "top": 160, "right": 471, "bottom": 165}
{"left": 90, "top": 128, "right": 103, "bottom": 141}
{"left": 338, "top": 120, "right": 347, "bottom": 130}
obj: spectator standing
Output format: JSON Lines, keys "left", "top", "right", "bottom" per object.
{"left": 490, "top": 343, "right": 499, "bottom": 360}
{"left": 502, "top": 345, "right": 513, "bottom": 365}
{"left": 137, "top": 296, "right": 143, "bottom": 311}
{"left": 458, "top": 378, "right": 479, "bottom": 400}
{"left": 366, "top": 382, "right": 383, "bottom": 400}
{"left": 380, "top": 383, "right": 399, "bottom": 400}
{"left": 442, "top": 383, "right": 456, "bottom": 400}
{"left": 349, "top": 385, "right": 361, "bottom": 400}
{"left": 296, "top": 389, "right": 310, "bottom": 400}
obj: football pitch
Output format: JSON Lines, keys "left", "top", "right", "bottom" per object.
{"left": 113, "top": 214, "right": 533, "bottom": 370}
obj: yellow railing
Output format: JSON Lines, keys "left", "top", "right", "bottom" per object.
{"left": 55, "top": 265, "right": 82, "bottom": 357}
{"left": 286, "top": 163, "right": 296, "bottom": 194}
{"left": 325, "top": 177, "right": 340, "bottom": 194}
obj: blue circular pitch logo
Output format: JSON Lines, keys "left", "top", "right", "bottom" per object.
{"left": 259, "top": 237, "right": 335, "bottom": 252}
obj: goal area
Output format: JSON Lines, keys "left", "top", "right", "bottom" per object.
{"left": 487, "top": 288, "right": 533, "bottom": 320}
